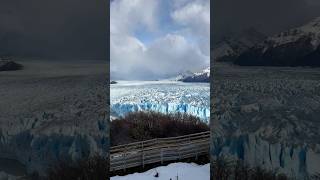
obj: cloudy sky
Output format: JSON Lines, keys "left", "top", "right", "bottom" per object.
{"left": 110, "top": 0, "right": 210, "bottom": 80}
{"left": 0, "top": 0, "right": 108, "bottom": 60}
{"left": 213, "top": 0, "right": 320, "bottom": 43}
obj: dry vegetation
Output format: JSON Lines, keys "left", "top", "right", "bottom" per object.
{"left": 111, "top": 111, "right": 209, "bottom": 146}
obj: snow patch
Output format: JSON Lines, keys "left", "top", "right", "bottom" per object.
{"left": 111, "top": 163, "right": 209, "bottom": 180}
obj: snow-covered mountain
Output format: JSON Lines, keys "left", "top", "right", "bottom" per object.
{"left": 213, "top": 28, "right": 266, "bottom": 62}
{"left": 176, "top": 67, "right": 210, "bottom": 83}
{"left": 235, "top": 17, "right": 320, "bottom": 66}
{"left": 174, "top": 70, "right": 195, "bottom": 81}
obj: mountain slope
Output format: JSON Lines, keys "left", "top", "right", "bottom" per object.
{"left": 176, "top": 67, "right": 210, "bottom": 83}
{"left": 213, "top": 28, "right": 266, "bottom": 62}
{"left": 234, "top": 17, "right": 320, "bottom": 66}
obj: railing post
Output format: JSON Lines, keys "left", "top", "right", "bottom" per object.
{"left": 195, "top": 141, "right": 198, "bottom": 161}
{"left": 123, "top": 146, "right": 127, "bottom": 172}
{"left": 161, "top": 148, "right": 163, "bottom": 164}
{"left": 142, "top": 142, "right": 145, "bottom": 169}
{"left": 195, "top": 150, "right": 198, "bottom": 161}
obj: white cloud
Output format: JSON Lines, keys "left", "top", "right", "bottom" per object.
{"left": 145, "top": 34, "right": 208, "bottom": 77}
{"left": 172, "top": 0, "right": 209, "bottom": 35}
{"left": 171, "top": 0, "right": 210, "bottom": 55}
{"left": 110, "top": 0, "right": 210, "bottom": 80}
{"left": 110, "top": 0, "right": 159, "bottom": 34}
{"left": 111, "top": 33, "right": 208, "bottom": 80}
{"left": 110, "top": 33, "right": 145, "bottom": 77}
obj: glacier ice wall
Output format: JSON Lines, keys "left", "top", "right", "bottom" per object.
{"left": 0, "top": 76, "right": 109, "bottom": 176}
{"left": 112, "top": 102, "right": 210, "bottom": 123}
{"left": 110, "top": 81, "right": 210, "bottom": 123}
{"left": 0, "top": 117, "right": 109, "bottom": 175}
{"left": 211, "top": 134, "right": 320, "bottom": 178}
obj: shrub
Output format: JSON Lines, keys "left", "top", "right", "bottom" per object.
{"left": 111, "top": 111, "right": 209, "bottom": 146}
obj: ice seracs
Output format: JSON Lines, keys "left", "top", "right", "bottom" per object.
{"left": 110, "top": 81, "right": 210, "bottom": 123}
{"left": 211, "top": 64, "right": 320, "bottom": 178}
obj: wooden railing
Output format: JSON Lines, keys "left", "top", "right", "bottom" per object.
{"left": 110, "top": 131, "right": 210, "bottom": 172}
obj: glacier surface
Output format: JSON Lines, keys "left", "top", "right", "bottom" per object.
{"left": 111, "top": 81, "right": 210, "bottom": 123}
{"left": 211, "top": 134, "right": 320, "bottom": 179}
{"left": 211, "top": 64, "right": 320, "bottom": 178}
{"left": 0, "top": 62, "right": 109, "bottom": 176}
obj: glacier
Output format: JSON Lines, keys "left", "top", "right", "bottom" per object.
{"left": 0, "top": 63, "right": 109, "bottom": 177}
{"left": 211, "top": 134, "right": 320, "bottom": 179}
{"left": 111, "top": 81, "right": 210, "bottom": 123}
{"left": 211, "top": 64, "right": 320, "bottom": 178}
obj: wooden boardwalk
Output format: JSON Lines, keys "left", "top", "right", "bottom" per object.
{"left": 110, "top": 131, "right": 210, "bottom": 171}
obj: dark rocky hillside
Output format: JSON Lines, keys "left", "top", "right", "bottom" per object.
{"left": 0, "top": 60, "right": 23, "bottom": 71}
{"left": 213, "top": 28, "right": 266, "bottom": 63}
{"left": 234, "top": 17, "right": 320, "bottom": 67}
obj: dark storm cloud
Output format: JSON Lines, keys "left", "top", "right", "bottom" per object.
{"left": 212, "top": 0, "right": 320, "bottom": 43}
{"left": 0, "top": 0, "right": 108, "bottom": 60}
